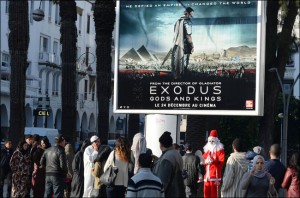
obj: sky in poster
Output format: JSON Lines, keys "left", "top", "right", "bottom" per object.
{"left": 119, "top": 0, "right": 259, "bottom": 54}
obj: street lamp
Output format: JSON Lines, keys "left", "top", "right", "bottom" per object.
{"left": 32, "top": 0, "right": 45, "bottom": 21}
{"left": 268, "top": 67, "right": 300, "bottom": 166}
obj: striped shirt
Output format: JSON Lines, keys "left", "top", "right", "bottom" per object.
{"left": 221, "top": 152, "right": 249, "bottom": 198}
{"left": 126, "top": 168, "right": 164, "bottom": 197}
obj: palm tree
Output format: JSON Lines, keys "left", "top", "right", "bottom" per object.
{"left": 93, "top": 0, "right": 116, "bottom": 144}
{"left": 59, "top": 0, "right": 77, "bottom": 145}
{"left": 8, "top": 0, "right": 29, "bottom": 146}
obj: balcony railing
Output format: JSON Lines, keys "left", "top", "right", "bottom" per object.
{"left": 39, "top": 52, "right": 60, "bottom": 65}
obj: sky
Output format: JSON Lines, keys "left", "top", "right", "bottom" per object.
{"left": 117, "top": 0, "right": 262, "bottom": 54}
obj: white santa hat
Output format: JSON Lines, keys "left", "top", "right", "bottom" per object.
{"left": 207, "top": 129, "right": 219, "bottom": 142}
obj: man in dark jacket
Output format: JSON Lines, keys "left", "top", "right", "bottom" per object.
{"left": 70, "top": 139, "right": 91, "bottom": 198}
{"left": 0, "top": 139, "right": 14, "bottom": 198}
{"left": 153, "top": 131, "right": 185, "bottom": 197}
{"left": 265, "top": 144, "right": 286, "bottom": 192}
{"left": 40, "top": 134, "right": 68, "bottom": 197}
{"left": 182, "top": 143, "right": 200, "bottom": 198}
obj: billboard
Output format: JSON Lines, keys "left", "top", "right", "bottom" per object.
{"left": 114, "top": 0, "right": 266, "bottom": 115}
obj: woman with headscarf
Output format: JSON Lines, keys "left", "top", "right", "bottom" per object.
{"left": 281, "top": 152, "right": 300, "bottom": 198}
{"left": 32, "top": 136, "right": 51, "bottom": 197}
{"left": 70, "top": 139, "right": 91, "bottom": 198}
{"left": 241, "top": 155, "right": 277, "bottom": 197}
{"left": 104, "top": 137, "right": 134, "bottom": 198}
{"left": 131, "top": 133, "right": 147, "bottom": 174}
{"left": 9, "top": 140, "right": 31, "bottom": 197}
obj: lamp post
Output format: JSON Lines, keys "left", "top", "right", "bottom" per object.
{"left": 269, "top": 67, "right": 300, "bottom": 166}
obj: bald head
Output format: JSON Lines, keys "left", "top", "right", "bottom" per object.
{"left": 270, "top": 144, "right": 280, "bottom": 158}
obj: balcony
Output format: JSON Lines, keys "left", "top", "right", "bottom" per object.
{"left": 38, "top": 52, "right": 60, "bottom": 68}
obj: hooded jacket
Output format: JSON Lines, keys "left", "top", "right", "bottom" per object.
{"left": 221, "top": 152, "right": 249, "bottom": 197}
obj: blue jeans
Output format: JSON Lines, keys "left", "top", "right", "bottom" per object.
{"left": 45, "top": 176, "right": 65, "bottom": 198}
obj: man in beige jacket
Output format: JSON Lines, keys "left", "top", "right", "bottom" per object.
{"left": 221, "top": 138, "right": 249, "bottom": 197}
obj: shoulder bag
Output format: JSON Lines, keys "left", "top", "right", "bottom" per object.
{"left": 99, "top": 151, "right": 118, "bottom": 187}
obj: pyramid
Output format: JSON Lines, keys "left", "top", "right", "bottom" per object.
{"left": 137, "top": 45, "right": 154, "bottom": 61}
{"left": 121, "top": 48, "right": 143, "bottom": 62}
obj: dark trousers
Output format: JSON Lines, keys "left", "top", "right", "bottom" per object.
{"left": 45, "top": 176, "right": 65, "bottom": 198}
{"left": 0, "top": 170, "right": 12, "bottom": 198}
{"left": 106, "top": 185, "right": 126, "bottom": 198}
{"left": 185, "top": 184, "right": 198, "bottom": 198}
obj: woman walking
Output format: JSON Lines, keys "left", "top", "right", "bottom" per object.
{"left": 281, "top": 153, "right": 300, "bottom": 198}
{"left": 32, "top": 136, "right": 51, "bottom": 197}
{"left": 9, "top": 140, "right": 31, "bottom": 197}
{"left": 241, "top": 155, "right": 277, "bottom": 197}
{"left": 104, "top": 137, "right": 133, "bottom": 198}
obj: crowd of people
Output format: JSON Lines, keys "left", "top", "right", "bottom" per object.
{"left": 0, "top": 129, "right": 299, "bottom": 198}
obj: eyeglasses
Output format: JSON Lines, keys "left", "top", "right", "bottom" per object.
{"left": 256, "top": 162, "right": 264, "bottom": 164}
{"left": 209, "top": 141, "right": 215, "bottom": 143}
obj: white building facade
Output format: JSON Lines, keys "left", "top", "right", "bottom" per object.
{"left": 0, "top": 0, "right": 131, "bottom": 140}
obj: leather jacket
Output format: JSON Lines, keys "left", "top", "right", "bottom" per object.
{"left": 281, "top": 167, "right": 300, "bottom": 198}
{"left": 40, "top": 145, "right": 67, "bottom": 177}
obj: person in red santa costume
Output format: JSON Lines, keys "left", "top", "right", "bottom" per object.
{"left": 203, "top": 129, "right": 225, "bottom": 198}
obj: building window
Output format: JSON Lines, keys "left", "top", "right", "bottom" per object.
{"left": 5, "top": 0, "right": 9, "bottom": 13}
{"left": 53, "top": 40, "right": 59, "bottom": 64}
{"left": 85, "top": 47, "right": 90, "bottom": 66}
{"left": 1, "top": 53, "right": 10, "bottom": 81}
{"left": 48, "top": 0, "right": 52, "bottom": 22}
{"left": 26, "top": 63, "right": 32, "bottom": 86}
{"left": 30, "top": 0, "right": 34, "bottom": 23}
{"left": 78, "top": 13, "right": 82, "bottom": 35}
{"left": 40, "top": 35, "right": 50, "bottom": 53}
{"left": 84, "top": 80, "right": 88, "bottom": 100}
{"left": 55, "top": 4, "right": 60, "bottom": 25}
{"left": 87, "top": 15, "right": 90, "bottom": 34}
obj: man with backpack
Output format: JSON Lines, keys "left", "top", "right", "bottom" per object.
{"left": 221, "top": 138, "right": 249, "bottom": 197}
{"left": 0, "top": 139, "right": 14, "bottom": 198}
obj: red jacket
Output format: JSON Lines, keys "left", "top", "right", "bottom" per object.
{"left": 281, "top": 167, "right": 300, "bottom": 198}
{"left": 203, "top": 149, "right": 225, "bottom": 181}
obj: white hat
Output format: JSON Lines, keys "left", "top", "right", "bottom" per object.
{"left": 90, "top": 135, "right": 99, "bottom": 143}
{"left": 253, "top": 146, "right": 263, "bottom": 155}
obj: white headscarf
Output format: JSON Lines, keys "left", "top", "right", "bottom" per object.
{"left": 131, "top": 133, "right": 147, "bottom": 174}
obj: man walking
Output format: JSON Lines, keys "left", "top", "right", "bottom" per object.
{"left": 83, "top": 135, "right": 100, "bottom": 197}
{"left": 221, "top": 138, "right": 249, "bottom": 197}
{"left": 40, "top": 134, "right": 67, "bottom": 197}
{"left": 153, "top": 131, "right": 185, "bottom": 197}
{"left": 0, "top": 139, "right": 14, "bottom": 198}
{"left": 182, "top": 143, "right": 200, "bottom": 197}
{"left": 265, "top": 144, "right": 286, "bottom": 192}
{"left": 126, "top": 153, "right": 164, "bottom": 197}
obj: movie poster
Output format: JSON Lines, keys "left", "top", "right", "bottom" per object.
{"left": 114, "top": 0, "right": 266, "bottom": 115}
